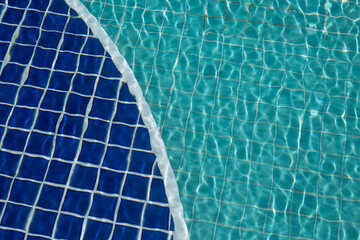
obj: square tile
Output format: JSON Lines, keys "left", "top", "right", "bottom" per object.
{"left": 29, "top": 209, "right": 57, "bottom": 236}
{"left": 38, "top": 184, "right": 64, "bottom": 210}
{"left": 122, "top": 174, "right": 149, "bottom": 200}
{"left": 90, "top": 194, "right": 117, "bottom": 220}
{"left": 117, "top": 199, "right": 144, "bottom": 225}
{"left": 55, "top": 214, "right": 83, "bottom": 239}
{"left": 1, "top": 203, "right": 31, "bottom": 230}
{"left": 144, "top": 203, "right": 170, "bottom": 230}
{"left": 98, "top": 169, "right": 124, "bottom": 194}
{"left": 53, "top": 136, "right": 80, "bottom": 160}
{"left": 46, "top": 160, "right": 72, "bottom": 184}
{"left": 62, "top": 189, "right": 91, "bottom": 216}
{"left": 9, "top": 107, "right": 35, "bottom": 129}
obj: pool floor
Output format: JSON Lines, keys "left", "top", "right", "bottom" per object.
{"left": 81, "top": 0, "right": 360, "bottom": 239}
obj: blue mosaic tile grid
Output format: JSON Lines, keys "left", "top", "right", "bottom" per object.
{"left": 0, "top": 0, "right": 175, "bottom": 239}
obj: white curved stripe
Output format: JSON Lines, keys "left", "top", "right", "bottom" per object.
{"left": 64, "top": 0, "right": 189, "bottom": 239}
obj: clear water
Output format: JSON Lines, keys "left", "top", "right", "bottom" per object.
{"left": 0, "top": 0, "right": 177, "bottom": 239}
{"left": 82, "top": 0, "right": 360, "bottom": 239}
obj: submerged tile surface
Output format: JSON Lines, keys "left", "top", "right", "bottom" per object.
{"left": 81, "top": 0, "right": 360, "bottom": 239}
{"left": 0, "top": 0, "right": 184, "bottom": 239}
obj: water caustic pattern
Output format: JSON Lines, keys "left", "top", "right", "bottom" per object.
{"left": 0, "top": 0, "right": 180, "bottom": 239}
{"left": 83, "top": 0, "right": 360, "bottom": 239}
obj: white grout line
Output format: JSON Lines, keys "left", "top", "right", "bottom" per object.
{"left": 63, "top": 0, "right": 189, "bottom": 239}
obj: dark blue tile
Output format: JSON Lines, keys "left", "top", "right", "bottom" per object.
{"left": 66, "top": 17, "right": 88, "bottom": 35}
{"left": 97, "top": 169, "right": 124, "bottom": 194}
{"left": 55, "top": 51, "right": 78, "bottom": 72}
{"left": 78, "top": 140, "right": 105, "bottom": 165}
{"left": 78, "top": 55, "right": 103, "bottom": 75}
{"left": 1, "top": 203, "right": 31, "bottom": 230}
{"left": 133, "top": 127, "right": 152, "bottom": 151}
{"left": 2, "top": 7, "right": 24, "bottom": 24}
{"left": 101, "top": 58, "right": 122, "bottom": 78}
{"left": 45, "top": 160, "right": 71, "bottom": 184}
{"left": 25, "top": 67, "right": 51, "bottom": 88}
{"left": 89, "top": 194, "right": 117, "bottom": 220}
{"left": 62, "top": 189, "right": 91, "bottom": 216}
{"left": 144, "top": 204, "right": 170, "bottom": 230}
{"left": 72, "top": 74, "right": 96, "bottom": 95}
{"left": 23, "top": 10, "right": 44, "bottom": 27}
{"left": 0, "top": 104, "right": 12, "bottom": 124}
{"left": 123, "top": 174, "right": 149, "bottom": 200}
{"left": 0, "top": 175, "right": 12, "bottom": 200}
{"left": 16, "top": 27, "right": 39, "bottom": 45}
{"left": 18, "top": 156, "right": 48, "bottom": 181}
{"left": 38, "top": 30, "right": 62, "bottom": 48}
{"left": 83, "top": 37, "right": 105, "bottom": 56}
{"left": 0, "top": 126, "right": 3, "bottom": 140}
{"left": 29, "top": 209, "right": 57, "bottom": 236}
{"left": 70, "top": 164, "right": 97, "bottom": 190}
{"left": 129, "top": 150, "right": 156, "bottom": 175}
{"left": 0, "top": 229, "right": 24, "bottom": 240}
{"left": 9, "top": 44, "right": 33, "bottom": 64}
{"left": 117, "top": 199, "right": 143, "bottom": 225}
{"left": 17, "top": 86, "right": 43, "bottom": 107}
{"left": 109, "top": 123, "right": 135, "bottom": 147}
{"left": 26, "top": 132, "right": 54, "bottom": 157}
{"left": 34, "top": 110, "right": 60, "bottom": 132}
{"left": 49, "top": 0, "right": 69, "bottom": 14}
{"left": 153, "top": 164, "right": 162, "bottom": 177}
{"left": 119, "top": 83, "right": 136, "bottom": 102}
{"left": 84, "top": 119, "right": 109, "bottom": 142}
{"left": 9, "top": 179, "right": 40, "bottom": 205}
{"left": 53, "top": 136, "right": 80, "bottom": 160}
{"left": 103, "top": 146, "right": 129, "bottom": 171}
{"left": 150, "top": 178, "right": 168, "bottom": 203}
{"left": 0, "top": 42, "right": 9, "bottom": 60}
{"left": 49, "top": 71, "right": 72, "bottom": 91}
{"left": 95, "top": 77, "right": 119, "bottom": 99}
{"left": 8, "top": 0, "right": 28, "bottom": 8}
{"left": 113, "top": 225, "right": 139, "bottom": 240}
{"left": 89, "top": 98, "right": 115, "bottom": 121}
{"left": 65, "top": 93, "right": 90, "bottom": 115}
{"left": 33, "top": 47, "right": 56, "bottom": 68}
{"left": 61, "top": 34, "right": 85, "bottom": 52}
{"left": 0, "top": 63, "right": 25, "bottom": 84}
{"left": 9, "top": 107, "right": 36, "bottom": 129}
{"left": 3, "top": 128, "right": 28, "bottom": 152}
{"left": 43, "top": 13, "right": 67, "bottom": 31}
{"left": 0, "top": 151, "right": 21, "bottom": 176}
{"left": 58, "top": 114, "right": 84, "bottom": 137}
{"left": 0, "top": 83, "right": 18, "bottom": 104}
{"left": 29, "top": 0, "right": 49, "bottom": 11}
{"left": 142, "top": 230, "right": 169, "bottom": 240}
{"left": 82, "top": 220, "right": 112, "bottom": 240}
{"left": 170, "top": 216, "right": 174, "bottom": 231}
{"left": 38, "top": 184, "right": 64, "bottom": 210}
{"left": 55, "top": 214, "right": 83, "bottom": 240}
{"left": 27, "top": 236, "right": 50, "bottom": 240}
{"left": 69, "top": 8, "right": 77, "bottom": 17}
{"left": 41, "top": 89, "right": 66, "bottom": 111}
{"left": 0, "top": 24, "right": 16, "bottom": 41}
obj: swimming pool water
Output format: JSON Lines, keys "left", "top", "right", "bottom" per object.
{"left": 0, "top": 0, "right": 187, "bottom": 239}
{"left": 81, "top": 0, "right": 360, "bottom": 239}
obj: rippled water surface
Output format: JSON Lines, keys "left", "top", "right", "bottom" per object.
{"left": 82, "top": 0, "right": 360, "bottom": 239}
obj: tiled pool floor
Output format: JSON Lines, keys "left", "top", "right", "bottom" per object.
{"left": 81, "top": 0, "right": 360, "bottom": 239}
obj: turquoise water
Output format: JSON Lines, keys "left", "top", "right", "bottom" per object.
{"left": 81, "top": 0, "right": 360, "bottom": 239}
